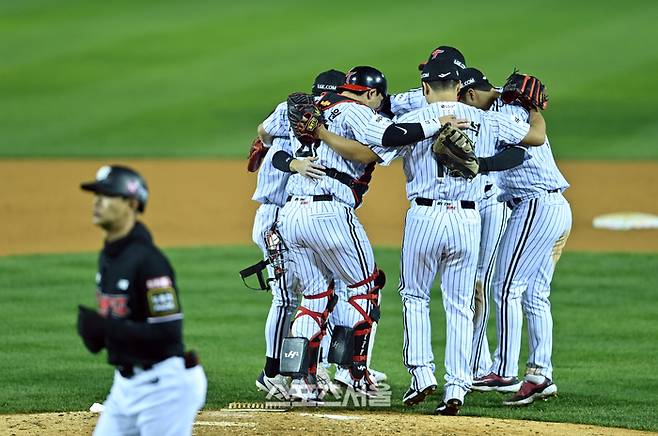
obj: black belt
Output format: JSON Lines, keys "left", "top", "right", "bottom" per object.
{"left": 118, "top": 364, "right": 153, "bottom": 379}
{"left": 508, "top": 189, "right": 560, "bottom": 208}
{"left": 415, "top": 197, "right": 475, "bottom": 209}
{"left": 287, "top": 195, "right": 333, "bottom": 202}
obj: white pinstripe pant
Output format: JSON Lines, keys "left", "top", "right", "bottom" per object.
{"left": 277, "top": 197, "right": 377, "bottom": 364}
{"left": 491, "top": 192, "right": 572, "bottom": 380}
{"left": 399, "top": 201, "right": 481, "bottom": 402}
{"left": 252, "top": 203, "right": 299, "bottom": 360}
{"left": 471, "top": 195, "right": 510, "bottom": 378}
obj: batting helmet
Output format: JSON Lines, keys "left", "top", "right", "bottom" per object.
{"left": 339, "top": 66, "right": 388, "bottom": 96}
{"left": 81, "top": 165, "right": 149, "bottom": 213}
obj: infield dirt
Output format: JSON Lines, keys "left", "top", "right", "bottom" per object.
{"left": 2, "top": 410, "right": 657, "bottom": 436}
{"left": 1, "top": 160, "right": 657, "bottom": 256}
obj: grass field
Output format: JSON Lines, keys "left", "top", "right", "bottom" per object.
{"left": 3, "top": 0, "right": 658, "bottom": 433}
{"left": 2, "top": 0, "right": 658, "bottom": 159}
{"left": 1, "top": 246, "right": 657, "bottom": 431}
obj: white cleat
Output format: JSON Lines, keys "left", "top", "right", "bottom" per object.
{"left": 368, "top": 368, "right": 388, "bottom": 383}
{"left": 256, "top": 371, "right": 290, "bottom": 401}
{"left": 289, "top": 376, "right": 323, "bottom": 403}
{"left": 316, "top": 364, "right": 342, "bottom": 399}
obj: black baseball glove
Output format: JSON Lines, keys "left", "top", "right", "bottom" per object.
{"left": 287, "top": 92, "right": 324, "bottom": 146}
{"left": 432, "top": 123, "right": 479, "bottom": 179}
{"left": 77, "top": 305, "right": 106, "bottom": 354}
{"left": 501, "top": 70, "right": 549, "bottom": 110}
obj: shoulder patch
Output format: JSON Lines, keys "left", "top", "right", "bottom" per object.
{"left": 147, "top": 287, "right": 179, "bottom": 316}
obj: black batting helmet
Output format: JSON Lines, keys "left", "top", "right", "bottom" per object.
{"left": 81, "top": 165, "right": 149, "bottom": 212}
{"left": 339, "top": 66, "right": 388, "bottom": 96}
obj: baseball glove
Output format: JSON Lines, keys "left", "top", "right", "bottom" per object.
{"left": 77, "top": 305, "right": 106, "bottom": 354}
{"left": 247, "top": 137, "right": 269, "bottom": 172}
{"left": 501, "top": 70, "right": 549, "bottom": 110}
{"left": 432, "top": 123, "right": 479, "bottom": 179}
{"left": 287, "top": 92, "right": 324, "bottom": 146}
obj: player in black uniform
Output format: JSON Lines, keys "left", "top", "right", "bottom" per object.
{"left": 77, "top": 165, "right": 206, "bottom": 436}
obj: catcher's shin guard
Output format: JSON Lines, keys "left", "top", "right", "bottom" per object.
{"left": 347, "top": 268, "right": 386, "bottom": 380}
{"left": 287, "top": 284, "right": 337, "bottom": 377}
{"left": 280, "top": 337, "right": 310, "bottom": 377}
{"left": 327, "top": 325, "right": 355, "bottom": 365}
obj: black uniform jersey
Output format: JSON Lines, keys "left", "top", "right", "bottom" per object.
{"left": 96, "top": 221, "right": 184, "bottom": 367}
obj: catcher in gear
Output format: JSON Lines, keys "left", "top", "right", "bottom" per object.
{"left": 500, "top": 70, "right": 549, "bottom": 110}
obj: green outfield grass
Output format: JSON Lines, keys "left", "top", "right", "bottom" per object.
{"left": 1, "top": 246, "right": 657, "bottom": 431}
{"left": 2, "top": 0, "right": 658, "bottom": 159}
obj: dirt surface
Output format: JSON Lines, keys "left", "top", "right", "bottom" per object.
{"left": 1, "top": 410, "right": 655, "bottom": 436}
{"left": 1, "top": 160, "right": 657, "bottom": 256}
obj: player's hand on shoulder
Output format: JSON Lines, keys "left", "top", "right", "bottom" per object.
{"left": 290, "top": 156, "right": 325, "bottom": 179}
{"left": 439, "top": 115, "right": 470, "bottom": 130}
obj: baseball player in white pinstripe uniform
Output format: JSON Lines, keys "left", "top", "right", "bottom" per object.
{"left": 386, "top": 49, "right": 512, "bottom": 384}
{"left": 459, "top": 67, "right": 571, "bottom": 406}
{"left": 370, "top": 57, "right": 547, "bottom": 415}
{"left": 456, "top": 68, "right": 512, "bottom": 383}
{"left": 252, "top": 71, "right": 346, "bottom": 400}
{"left": 272, "top": 66, "right": 452, "bottom": 400}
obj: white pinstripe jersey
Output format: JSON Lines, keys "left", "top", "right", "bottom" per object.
{"left": 286, "top": 94, "right": 392, "bottom": 207}
{"left": 490, "top": 98, "right": 569, "bottom": 202}
{"left": 391, "top": 89, "right": 500, "bottom": 197}
{"left": 255, "top": 101, "right": 296, "bottom": 206}
{"left": 374, "top": 101, "right": 530, "bottom": 202}
{"left": 251, "top": 137, "right": 292, "bottom": 207}
{"left": 390, "top": 87, "right": 425, "bottom": 116}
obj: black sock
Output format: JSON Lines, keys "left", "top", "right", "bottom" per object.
{"left": 264, "top": 357, "right": 279, "bottom": 378}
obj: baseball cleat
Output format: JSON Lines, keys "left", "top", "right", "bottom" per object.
{"left": 402, "top": 384, "right": 437, "bottom": 406}
{"left": 471, "top": 372, "right": 522, "bottom": 393}
{"left": 368, "top": 368, "right": 388, "bottom": 383}
{"left": 503, "top": 378, "right": 557, "bottom": 406}
{"left": 333, "top": 366, "right": 351, "bottom": 387}
{"left": 289, "top": 376, "right": 323, "bottom": 403}
{"left": 316, "top": 364, "right": 342, "bottom": 399}
{"left": 333, "top": 367, "right": 378, "bottom": 399}
{"left": 256, "top": 371, "right": 290, "bottom": 401}
{"left": 435, "top": 398, "right": 462, "bottom": 416}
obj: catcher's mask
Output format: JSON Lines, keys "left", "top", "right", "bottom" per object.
{"left": 239, "top": 224, "right": 289, "bottom": 291}
{"left": 80, "top": 165, "right": 149, "bottom": 212}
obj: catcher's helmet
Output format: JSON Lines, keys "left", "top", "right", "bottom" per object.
{"left": 81, "top": 165, "right": 149, "bottom": 212}
{"left": 339, "top": 66, "right": 388, "bottom": 96}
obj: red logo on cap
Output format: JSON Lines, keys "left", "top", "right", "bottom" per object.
{"left": 345, "top": 70, "right": 357, "bottom": 82}
{"left": 431, "top": 48, "right": 445, "bottom": 60}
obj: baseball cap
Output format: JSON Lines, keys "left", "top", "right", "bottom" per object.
{"left": 312, "top": 69, "right": 346, "bottom": 96}
{"left": 418, "top": 46, "right": 466, "bottom": 71}
{"left": 458, "top": 67, "right": 494, "bottom": 95}
{"left": 420, "top": 58, "right": 460, "bottom": 83}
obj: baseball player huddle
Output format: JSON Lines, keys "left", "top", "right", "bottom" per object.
{"left": 248, "top": 45, "right": 571, "bottom": 416}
